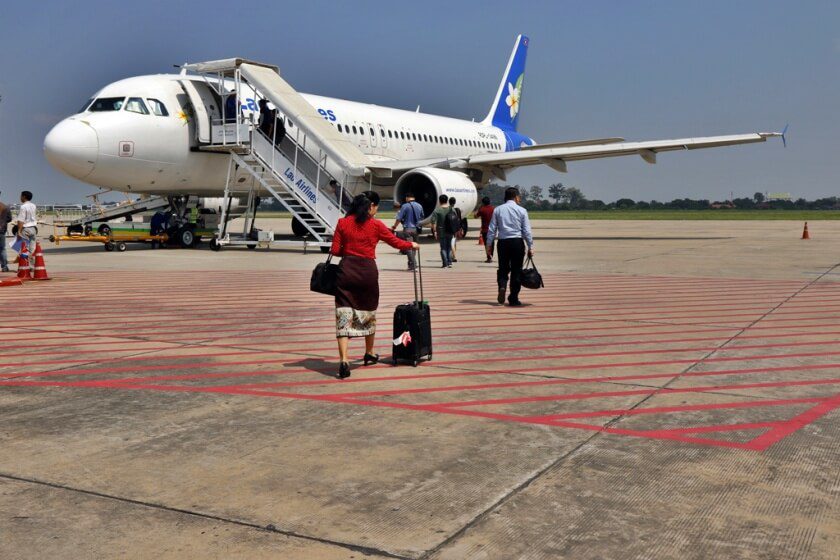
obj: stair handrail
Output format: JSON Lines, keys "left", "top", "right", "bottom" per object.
{"left": 250, "top": 126, "right": 345, "bottom": 220}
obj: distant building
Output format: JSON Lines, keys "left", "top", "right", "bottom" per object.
{"left": 767, "top": 192, "right": 792, "bottom": 202}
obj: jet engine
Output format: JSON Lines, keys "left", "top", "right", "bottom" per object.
{"left": 393, "top": 168, "right": 478, "bottom": 217}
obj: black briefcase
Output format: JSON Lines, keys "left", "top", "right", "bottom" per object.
{"left": 521, "top": 256, "right": 544, "bottom": 290}
{"left": 310, "top": 254, "right": 339, "bottom": 295}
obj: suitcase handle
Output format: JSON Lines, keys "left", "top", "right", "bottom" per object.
{"left": 413, "top": 246, "right": 424, "bottom": 305}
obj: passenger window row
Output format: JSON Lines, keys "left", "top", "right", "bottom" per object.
{"left": 334, "top": 123, "right": 501, "bottom": 151}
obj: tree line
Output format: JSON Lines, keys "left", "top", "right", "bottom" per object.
{"left": 481, "top": 183, "right": 840, "bottom": 211}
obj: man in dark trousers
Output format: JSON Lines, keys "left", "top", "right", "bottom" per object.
{"left": 0, "top": 192, "right": 12, "bottom": 272}
{"left": 485, "top": 187, "right": 534, "bottom": 306}
{"left": 430, "top": 194, "right": 453, "bottom": 268}
{"left": 474, "top": 196, "right": 495, "bottom": 262}
{"left": 391, "top": 192, "right": 425, "bottom": 270}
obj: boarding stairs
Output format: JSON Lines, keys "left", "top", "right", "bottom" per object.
{"left": 181, "top": 58, "right": 381, "bottom": 249}
{"left": 231, "top": 128, "right": 342, "bottom": 243}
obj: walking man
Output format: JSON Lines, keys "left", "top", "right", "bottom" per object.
{"left": 485, "top": 187, "right": 534, "bottom": 306}
{"left": 16, "top": 190, "right": 38, "bottom": 252}
{"left": 430, "top": 194, "right": 453, "bottom": 268}
{"left": 391, "top": 192, "right": 425, "bottom": 270}
{"left": 448, "top": 197, "right": 462, "bottom": 262}
{"left": 0, "top": 193, "right": 12, "bottom": 272}
{"left": 474, "top": 196, "right": 495, "bottom": 263}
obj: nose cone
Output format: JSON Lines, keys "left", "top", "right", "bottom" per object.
{"left": 44, "top": 119, "right": 98, "bottom": 180}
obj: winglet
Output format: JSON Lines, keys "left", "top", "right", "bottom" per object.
{"left": 760, "top": 125, "right": 789, "bottom": 147}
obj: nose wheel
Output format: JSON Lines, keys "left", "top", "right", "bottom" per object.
{"left": 176, "top": 226, "right": 196, "bottom": 248}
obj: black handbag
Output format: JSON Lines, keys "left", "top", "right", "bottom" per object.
{"left": 310, "top": 254, "right": 339, "bottom": 295}
{"left": 521, "top": 256, "right": 544, "bottom": 290}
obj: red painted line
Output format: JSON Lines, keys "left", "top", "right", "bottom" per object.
{"left": 14, "top": 294, "right": 838, "bottom": 328}
{"left": 529, "top": 396, "right": 829, "bottom": 421}
{"left": 647, "top": 421, "right": 782, "bottom": 435}
{"left": 18, "top": 289, "right": 840, "bottom": 323}
{"left": 3, "top": 349, "right": 276, "bottom": 368}
{"left": 23, "top": 305, "right": 840, "bottom": 347}
{"left": 296, "top": 336, "right": 840, "bottom": 359}
{"left": 433, "top": 378, "right": 840, "bottom": 409}
{"left": 2, "top": 365, "right": 835, "bottom": 452}
{"left": 741, "top": 393, "right": 840, "bottom": 450}
{"left": 323, "top": 398, "right": 760, "bottom": 450}
{"left": 20, "top": 346, "right": 175, "bottom": 357}
{"left": 4, "top": 357, "right": 291, "bottom": 379}
{"left": 85, "top": 357, "right": 840, "bottom": 391}
{"left": 206, "top": 322, "right": 840, "bottom": 347}
{"left": 15, "top": 345, "right": 840, "bottom": 382}
{"left": 414, "top": 348, "right": 840, "bottom": 370}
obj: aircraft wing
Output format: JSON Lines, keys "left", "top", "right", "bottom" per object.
{"left": 371, "top": 132, "right": 782, "bottom": 178}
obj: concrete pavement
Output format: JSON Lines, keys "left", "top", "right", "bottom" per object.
{"left": 1, "top": 220, "right": 838, "bottom": 559}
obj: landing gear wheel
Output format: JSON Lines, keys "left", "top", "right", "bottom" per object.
{"left": 104, "top": 242, "right": 115, "bottom": 252}
{"left": 117, "top": 242, "right": 127, "bottom": 252}
{"left": 210, "top": 238, "right": 222, "bottom": 252}
{"left": 291, "top": 217, "right": 308, "bottom": 238}
{"left": 177, "top": 226, "right": 195, "bottom": 248}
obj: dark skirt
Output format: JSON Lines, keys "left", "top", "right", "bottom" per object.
{"left": 335, "top": 255, "right": 379, "bottom": 337}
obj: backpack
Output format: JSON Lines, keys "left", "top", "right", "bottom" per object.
{"left": 444, "top": 208, "right": 460, "bottom": 235}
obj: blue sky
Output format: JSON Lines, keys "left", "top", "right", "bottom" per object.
{"left": 0, "top": 0, "right": 837, "bottom": 203}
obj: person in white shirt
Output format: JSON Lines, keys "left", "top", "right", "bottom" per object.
{"left": 16, "top": 190, "right": 37, "bottom": 250}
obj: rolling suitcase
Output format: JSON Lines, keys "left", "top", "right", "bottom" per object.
{"left": 392, "top": 249, "right": 432, "bottom": 367}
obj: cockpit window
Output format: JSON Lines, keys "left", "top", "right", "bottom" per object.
{"left": 147, "top": 98, "right": 169, "bottom": 116}
{"left": 78, "top": 99, "right": 93, "bottom": 113}
{"left": 125, "top": 97, "right": 149, "bottom": 115}
{"left": 89, "top": 97, "right": 125, "bottom": 112}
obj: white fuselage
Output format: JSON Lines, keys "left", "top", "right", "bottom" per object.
{"left": 44, "top": 74, "right": 526, "bottom": 198}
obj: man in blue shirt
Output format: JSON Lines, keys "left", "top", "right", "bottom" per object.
{"left": 391, "top": 192, "right": 425, "bottom": 270}
{"left": 485, "top": 187, "right": 534, "bottom": 306}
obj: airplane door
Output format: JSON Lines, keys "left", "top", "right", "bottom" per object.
{"left": 367, "top": 122, "right": 377, "bottom": 148}
{"left": 178, "top": 80, "right": 212, "bottom": 143}
{"left": 378, "top": 124, "right": 387, "bottom": 149}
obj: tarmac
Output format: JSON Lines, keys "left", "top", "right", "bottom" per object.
{"left": 1, "top": 219, "right": 838, "bottom": 559}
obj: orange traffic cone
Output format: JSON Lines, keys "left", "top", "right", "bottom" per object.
{"left": 477, "top": 232, "right": 484, "bottom": 245}
{"left": 0, "top": 277, "right": 22, "bottom": 287}
{"left": 32, "top": 243, "right": 50, "bottom": 281}
{"left": 802, "top": 222, "right": 810, "bottom": 240}
{"left": 16, "top": 242, "right": 32, "bottom": 281}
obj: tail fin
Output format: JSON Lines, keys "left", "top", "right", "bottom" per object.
{"left": 482, "top": 34, "right": 529, "bottom": 132}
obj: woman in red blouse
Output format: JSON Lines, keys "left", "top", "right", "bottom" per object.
{"left": 330, "top": 191, "right": 418, "bottom": 379}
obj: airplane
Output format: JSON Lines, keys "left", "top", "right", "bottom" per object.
{"left": 43, "top": 34, "right": 782, "bottom": 245}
